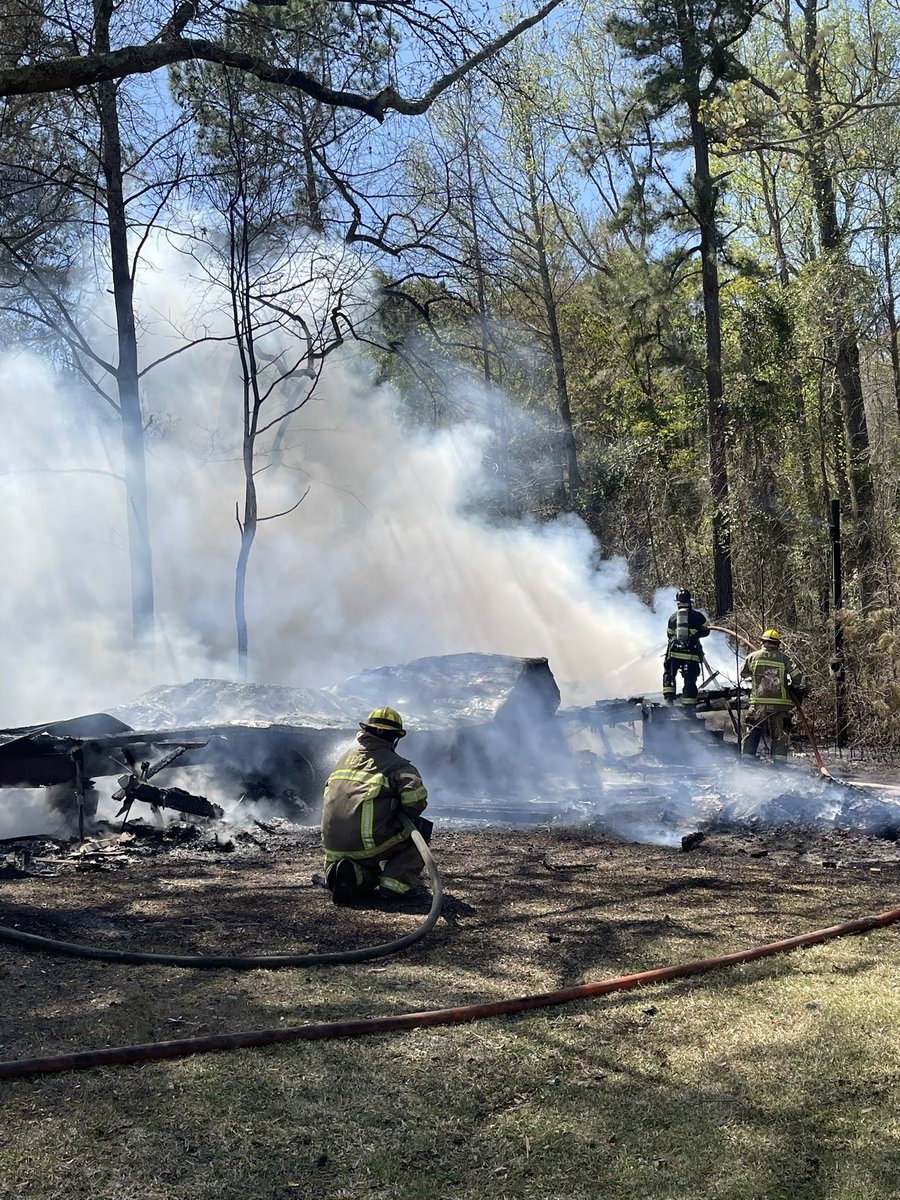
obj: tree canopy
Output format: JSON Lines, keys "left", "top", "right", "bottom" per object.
{"left": 4, "top": 0, "right": 900, "bottom": 747}
{"left": 0, "top": 0, "right": 564, "bottom": 117}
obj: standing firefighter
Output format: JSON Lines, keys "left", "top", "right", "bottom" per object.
{"left": 662, "top": 589, "right": 710, "bottom": 712}
{"left": 321, "top": 707, "right": 430, "bottom": 906}
{"left": 740, "top": 630, "right": 807, "bottom": 764}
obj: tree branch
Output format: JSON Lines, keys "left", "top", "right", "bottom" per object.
{"left": 0, "top": 0, "right": 565, "bottom": 118}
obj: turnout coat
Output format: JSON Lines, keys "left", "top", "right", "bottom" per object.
{"left": 321, "top": 730, "right": 428, "bottom": 863}
{"left": 740, "top": 646, "right": 805, "bottom": 709}
{"left": 665, "top": 606, "right": 710, "bottom": 664}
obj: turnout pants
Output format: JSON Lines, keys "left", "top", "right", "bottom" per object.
{"left": 324, "top": 835, "right": 425, "bottom": 899}
{"left": 741, "top": 706, "right": 791, "bottom": 761}
{"left": 663, "top": 658, "right": 701, "bottom": 706}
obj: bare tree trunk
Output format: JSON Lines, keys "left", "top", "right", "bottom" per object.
{"left": 235, "top": 374, "right": 258, "bottom": 682}
{"left": 764, "top": 139, "right": 834, "bottom": 615}
{"left": 298, "top": 104, "right": 324, "bottom": 234}
{"left": 231, "top": 176, "right": 259, "bottom": 681}
{"left": 878, "top": 223, "right": 900, "bottom": 423}
{"left": 463, "top": 129, "right": 511, "bottom": 511}
{"left": 94, "top": 0, "right": 154, "bottom": 643}
{"left": 674, "top": 0, "right": 733, "bottom": 617}
{"left": 525, "top": 166, "right": 582, "bottom": 501}
{"left": 802, "top": 0, "right": 877, "bottom": 607}
{"left": 758, "top": 150, "right": 790, "bottom": 288}
{"left": 692, "top": 113, "right": 733, "bottom": 618}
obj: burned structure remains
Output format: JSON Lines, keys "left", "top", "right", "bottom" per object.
{"left": 0, "top": 654, "right": 568, "bottom": 833}
{"left": 0, "top": 652, "right": 896, "bottom": 840}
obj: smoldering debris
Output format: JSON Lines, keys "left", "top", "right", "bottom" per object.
{"left": 111, "top": 777, "right": 224, "bottom": 823}
{"left": 681, "top": 832, "right": 706, "bottom": 852}
{"left": 710, "top": 776, "right": 900, "bottom": 839}
{"left": 3, "top": 651, "right": 900, "bottom": 850}
{"left": 326, "top": 653, "right": 562, "bottom": 729}
{"left": 108, "top": 678, "right": 354, "bottom": 731}
{"left": 106, "top": 655, "right": 561, "bottom": 733}
{"left": 0, "top": 653, "right": 569, "bottom": 838}
{"left": 0, "top": 817, "right": 322, "bottom": 878}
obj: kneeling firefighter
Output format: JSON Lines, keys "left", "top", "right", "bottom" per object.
{"left": 662, "top": 588, "right": 710, "bottom": 712}
{"left": 321, "top": 707, "right": 431, "bottom": 906}
{"left": 740, "top": 630, "right": 807, "bottom": 764}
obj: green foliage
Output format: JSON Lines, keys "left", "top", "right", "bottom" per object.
{"left": 171, "top": 0, "right": 393, "bottom": 237}
{"left": 8, "top": 0, "right": 900, "bottom": 741}
{"left": 607, "top": 0, "right": 762, "bottom": 113}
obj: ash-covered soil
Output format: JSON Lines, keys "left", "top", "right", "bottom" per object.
{"left": 1, "top": 810, "right": 900, "bottom": 1069}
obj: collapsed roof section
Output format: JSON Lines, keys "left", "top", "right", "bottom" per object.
{"left": 107, "top": 653, "right": 562, "bottom": 733}
{"left": 327, "top": 652, "right": 561, "bottom": 730}
{"left": 107, "top": 678, "right": 352, "bottom": 731}
{"left": 0, "top": 654, "right": 567, "bottom": 828}
{"left": 4, "top": 657, "right": 900, "bottom": 842}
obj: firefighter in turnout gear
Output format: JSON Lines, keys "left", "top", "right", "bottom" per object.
{"left": 740, "top": 630, "right": 807, "bottom": 764}
{"left": 321, "top": 707, "right": 430, "bottom": 906}
{"left": 662, "top": 589, "right": 710, "bottom": 712}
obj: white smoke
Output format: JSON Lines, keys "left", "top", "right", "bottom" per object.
{"left": 0, "top": 234, "right": 679, "bottom": 729}
{"left": 8, "top": 234, "right": 812, "bottom": 844}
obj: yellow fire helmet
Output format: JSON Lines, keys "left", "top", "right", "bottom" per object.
{"left": 360, "top": 706, "right": 406, "bottom": 737}
{"left": 762, "top": 628, "right": 781, "bottom": 642}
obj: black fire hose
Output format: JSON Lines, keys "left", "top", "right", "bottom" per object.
{"left": 0, "top": 825, "right": 443, "bottom": 969}
{"left": 3, "top": 902, "right": 900, "bottom": 1080}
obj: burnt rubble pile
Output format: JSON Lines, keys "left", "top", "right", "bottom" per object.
{"left": 326, "top": 652, "right": 561, "bottom": 729}
{"left": 327, "top": 652, "right": 568, "bottom": 810}
{"left": 0, "top": 653, "right": 568, "bottom": 829}
{"left": 0, "top": 816, "right": 321, "bottom": 878}
{"left": 111, "top": 653, "right": 567, "bottom": 817}
{"left": 111, "top": 677, "right": 353, "bottom": 730}
{"left": 3, "top": 651, "right": 900, "bottom": 844}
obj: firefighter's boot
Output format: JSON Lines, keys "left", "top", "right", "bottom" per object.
{"left": 329, "top": 858, "right": 358, "bottom": 906}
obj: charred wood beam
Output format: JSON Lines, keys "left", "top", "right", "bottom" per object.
{"left": 113, "top": 779, "right": 223, "bottom": 822}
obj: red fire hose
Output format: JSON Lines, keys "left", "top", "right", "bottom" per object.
{"left": 0, "top": 640, "right": 870, "bottom": 1081}
{"left": 2, "top": 902, "right": 899, "bottom": 1080}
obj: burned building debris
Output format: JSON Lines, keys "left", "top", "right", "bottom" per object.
{"left": 0, "top": 713, "right": 218, "bottom": 835}
{"left": 0, "top": 709, "right": 341, "bottom": 835}
{"left": 0, "top": 652, "right": 899, "bottom": 844}
{"left": 0, "top": 654, "right": 568, "bottom": 834}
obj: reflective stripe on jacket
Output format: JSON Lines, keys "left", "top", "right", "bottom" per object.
{"left": 665, "top": 606, "right": 710, "bottom": 663}
{"left": 321, "top": 730, "right": 428, "bottom": 860}
{"left": 740, "top": 647, "right": 804, "bottom": 708}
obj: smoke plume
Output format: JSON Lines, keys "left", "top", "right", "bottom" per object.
{"left": 0, "top": 236, "right": 678, "bottom": 729}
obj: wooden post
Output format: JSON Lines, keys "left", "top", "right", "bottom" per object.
{"left": 74, "top": 749, "right": 86, "bottom": 842}
{"left": 829, "top": 498, "right": 848, "bottom": 750}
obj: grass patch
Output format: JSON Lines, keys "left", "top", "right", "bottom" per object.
{"left": 2, "top": 827, "right": 900, "bottom": 1199}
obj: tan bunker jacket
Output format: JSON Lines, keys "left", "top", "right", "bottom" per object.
{"left": 321, "top": 730, "right": 428, "bottom": 863}
{"left": 740, "top": 646, "right": 805, "bottom": 708}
